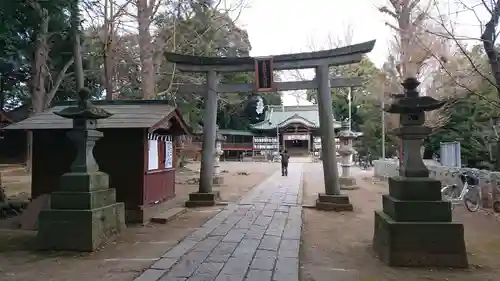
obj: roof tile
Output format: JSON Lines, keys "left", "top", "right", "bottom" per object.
{"left": 251, "top": 105, "right": 340, "bottom": 130}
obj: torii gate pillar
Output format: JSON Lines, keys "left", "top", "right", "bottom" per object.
{"left": 185, "top": 70, "right": 221, "bottom": 207}
{"left": 315, "top": 64, "right": 353, "bottom": 211}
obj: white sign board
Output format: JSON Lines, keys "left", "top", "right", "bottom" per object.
{"left": 148, "top": 140, "right": 159, "bottom": 170}
{"left": 253, "top": 137, "right": 279, "bottom": 150}
{"left": 165, "top": 140, "right": 173, "bottom": 169}
{"left": 283, "top": 134, "right": 309, "bottom": 141}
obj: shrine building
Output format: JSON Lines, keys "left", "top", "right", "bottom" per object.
{"left": 202, "top": 105, "right": 341, "bottom": 159}
{"left": 251, "top": 105, "right": 341, "bottom": 156}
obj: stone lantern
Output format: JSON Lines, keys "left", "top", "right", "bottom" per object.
{"left": 213, "top": 126, "right": 225, "bottom": 184}
{"left": 37, "top": 88, "right": 125, "bottom": 251}
{"left": 372, "top": 77, "right": 468, "bottom": 268}
{"left": 337, "top": 119, "right": 359, "bottom": 190}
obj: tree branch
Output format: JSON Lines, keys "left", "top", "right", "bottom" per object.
{"left": 481, "top": 0, "right": 500, "bottom": 93}
{"left": 379, "top": 6, "right": 399, "bottom": 19}
{"left": 44, "top": 58, "right": 75, "bottom": 109}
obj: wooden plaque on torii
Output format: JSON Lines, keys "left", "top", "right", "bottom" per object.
{"left": 254, "top": 57, "right": 274, "bottom": 92}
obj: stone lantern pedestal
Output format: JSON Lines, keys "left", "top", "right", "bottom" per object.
{"left": 338, "top": 120, "right": 359, "bottom": 190}
{"left": 372, "top": 78, "right": 467, "bottom": 268}
{"left": 213, "top": 129, "right": 225, "bottom": 185}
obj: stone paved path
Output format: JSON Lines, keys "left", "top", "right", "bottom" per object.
{"left": 133, "top": 163, "right": 303, "bottom": 281}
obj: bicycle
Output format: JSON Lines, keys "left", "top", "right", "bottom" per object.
{"left": 494, "top": 200, "right": 500, "bottom": 213}
{"left": 359, "top": 158, "right": 371, "bottom": 170}
{"left": 441, "top": 171, "right": 481, "bottom": 212}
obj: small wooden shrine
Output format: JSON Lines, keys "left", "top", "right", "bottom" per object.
{"left": 4, "top": 100, "right": 191, "bottom": 223}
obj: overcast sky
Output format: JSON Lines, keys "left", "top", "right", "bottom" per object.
{"left": 235, "top": 0, "right": 488, "bottom": 106}
{"left": 236, "top": 0, "right": 390, "bottom": 105}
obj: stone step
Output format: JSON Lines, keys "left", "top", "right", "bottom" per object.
{"left": 150, "top": 207, "right": 186, "bottom": 224}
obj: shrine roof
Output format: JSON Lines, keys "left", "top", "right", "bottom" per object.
{"left": 251, "top": 105, "right": 341, "bottom": 130}
{"left": 3, "top": 100, "right": 191, "bottom": 133}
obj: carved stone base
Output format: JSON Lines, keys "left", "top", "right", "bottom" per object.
{"left": 58, "top": 171, "right": 109, "bottom": 192}
{"left": 373, "top": 176, "right": 468, "bottom": 268}
{"left": 37, "top": 172, "right": 125, "bottom": 251}
{"left": 38, "top": 203, "right": 125, "bottom": 251}
{"left": 185, "top": 191, "right": 221, "bottom": 208}
{"left": 373, "top": 211, "right": 468, "bottom": 268}
{"left": 213, "top": 175, "right": 224, "bottom": 185}
{"left": 339, "top": 177, "right": 358, "bottom": 190}
{"left": 315, "top": 193, "right": 353, "bottom": 212}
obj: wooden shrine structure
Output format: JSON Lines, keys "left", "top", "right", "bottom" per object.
{"left": 5, "top": 100, "right": 192, "bottom": 224}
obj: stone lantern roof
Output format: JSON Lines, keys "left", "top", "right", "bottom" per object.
{"left": 338, "top": 120, "right": 362, "bottom": 139}
{"left": 216, "top": 126, "right": 226, "bottom": 141}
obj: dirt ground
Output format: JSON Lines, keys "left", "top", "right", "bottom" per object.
{"left": 301, "top": 163, "right": 500, "bottom": 281}
{"left": 1, "top": 165, "right": 30, "bottom": 198}
{"left": 0, "top": 161, "right": 279, "bottom": 281}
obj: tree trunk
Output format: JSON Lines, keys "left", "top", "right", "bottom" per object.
{"left": 482, "top": 1, "right": 500, "bottom": 170}
{"left": 27, "top": 4, "right": 50, "bottom": 172}
{"left": 103, "top": 0, "right": 114, "bottom": 100}
{"left": 43, "top": 58, "right": 74, "bottom": 109}
{"left": 103, "top": 45, "right": 114, "bottom": 100}
{"left": 0, "top": 76, "right": 5, "bottom": 111}
{"left": 30, "top": 8, "right": 50, "bottom": 114}
{"left": 398, "top": 0, "right": 412, "bottom": 78}
{"left": 0, "top": 78, "right": 3, "bottom": 187}
{"left": 71, "top": 1, "right": 84, "bottom": 90}
{"left": 136, "top": 0, "right": 156, "bottom": 99}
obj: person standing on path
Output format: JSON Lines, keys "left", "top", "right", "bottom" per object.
{"left": 280, "top": 149, "right": 290, "bottom": 176}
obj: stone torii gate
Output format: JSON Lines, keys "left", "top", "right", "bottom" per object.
{"left": 166, "top": 40, "right": 376, "bottom": 210}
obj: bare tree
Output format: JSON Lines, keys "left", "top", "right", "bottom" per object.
{"left": 101, "top": 0, "right": 134, "bottom": 99}
{"left": 81, "top": 0, "right": 135, "bottom": 99}
{"left": 424, "top": 0, "right": 500, "bottom": 169}
{"left": 410, "top": 1, "right": 499, "bottom": 106}
{"left": 80, "top": 0, "right": 250, "bottom": 105}
{"left": 379, "top": 0, "right": 453, "bottom": 131}
{"left": 83, "top": 0, "right": 169, "bottom": 99}
{"left": 102, "top": 0, "right": 116, "bottom": 99}
{"left": 134, "top": 0, "right": 163, "bottom": 99}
